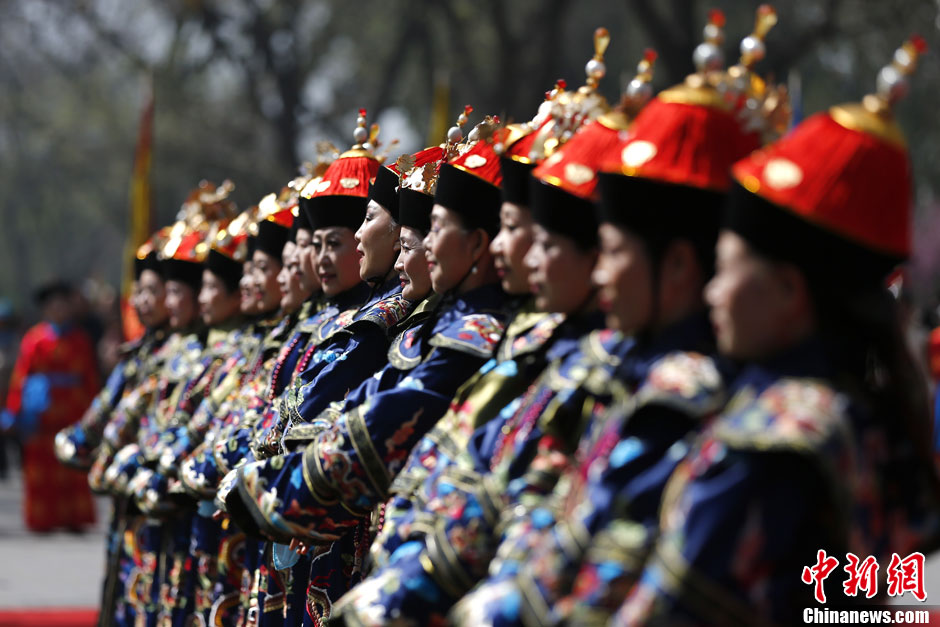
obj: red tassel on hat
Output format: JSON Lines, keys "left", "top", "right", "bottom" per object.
{"left": 212, "top": 230, "right": 249, "bottom": 261}
{"left": 170, "top": 229, "right": 208, "bottom": 262}
{"left": 534, "top": 121, "right": 628, "bottom": 200}
{"left": 256, "top": 192, "right": 295, "bottom": 228}
{"left": 164, "top": 180, "right": 239, "bottom": 262}
{"left": 393, "top": 145, "right": 447, "bottom": 178}
{"left": 312, "top": 109, "right": 381, "bottom": 201}
{"left": 450, "top": 133, "right": 503, "bottom": 188}
{"left": 533, "top": 46, "right": 659, "bottom": 200}
{"left": 313, "top": 154, "right": 379, "bottom": 200}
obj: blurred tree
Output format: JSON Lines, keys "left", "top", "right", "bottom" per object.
{"left": 0, "top": 0, "right": 937, "bottom": 313}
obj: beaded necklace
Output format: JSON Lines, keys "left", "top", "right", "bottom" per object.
{"left": 294, "top": 341, "right": 318, "bottom": 378}
{"left": 267, "top": 333, "right": 304, "bottom": 403}
{"left": 373, "top": 502, "right": 387, "bottom": 538}
{"left": 352, "top": 517, "right": 368, "bottom": 578}
{"left": 576, "top": 403, "right": 621, "bottom": 483}
{"left": 491, "top": 385, "right": 556, "bottom": 468}
{"left": 182, "top": 359, "right": 222, "bottom": 407}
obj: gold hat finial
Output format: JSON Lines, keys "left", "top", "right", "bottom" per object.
{"left": 693, "top": 9, "right": 726, "bottom": 74}
{"left": 622, "top": 48, "right": 658, "bottom": 118}
{"left": 753, "top": 5, "right": 778, "bottom": 39}
{"left": 585, "top": 27, "right": 610, "bottom": 90}
{"left": 739, "top": 5, "right": 777, "bottom": 69}
{"left": 872, "top": 35, "right": 927, "bottom": 110}
{"left": 446, "top": 105, "right": 475, "bottom": 146}
{"left": 716, "top": 5, "right": 790, "bottom": 143}
{"left": 829, "top": 35, "right": 926, "bottom": 147}
{"left": 353, "top": 108, "right": 369, "bottom": 147}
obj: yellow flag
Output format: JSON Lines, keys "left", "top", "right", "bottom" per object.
{"left": 121, "top": 77, "right": 154, "bottom": 341}
{"left": 426, "top": 70, "right": 451, "bottom": 147}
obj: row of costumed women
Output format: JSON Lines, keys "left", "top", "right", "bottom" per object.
{"left": 54, "top": 7, "right": 940, "bottom": 626}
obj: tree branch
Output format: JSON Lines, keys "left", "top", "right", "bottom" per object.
{"left": 436, "top": 0, "right": 484, "bottom": 95}
{"left": 627, "top": 0, "right": 694, "bottom": 83}
{"left": 370, "top": 11, "right": 421, "bottom": 123}
{"left": 71, "top": 3, "right": 151, "bottom": 72}
{"left": 767, "top": 0, "right": 842, "bottom": 76}
{"left": 530, "top": 0, "right": 572, "bottom": 115}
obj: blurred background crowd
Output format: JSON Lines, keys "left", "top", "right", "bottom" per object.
{"left": 0, "top": 281, "right": 123, "bottom": 481}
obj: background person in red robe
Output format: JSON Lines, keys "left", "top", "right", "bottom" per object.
{"left": 2, "top": 281, "right": 100, "bottom": 532}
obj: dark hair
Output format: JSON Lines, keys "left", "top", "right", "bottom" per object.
{"left": 252, "top": 246, "right": 284, "bottom": 269}
{"left": 635, "top": 228, "right": 715, "bottom": 284}
{"left": 435, "top": 163, "right": 501, "bottom": 238}
{"left": 34, "top": 281, "right": 73, "bottom": 306}
{"left": 529, "top": 179, "right": 599, "bottom": 251}
{"left": 809, "top": 280, "right": 940, "bottom": 533}
{"left": 254, "top": 220, "right": 291, "bottom": 260}
{"left": 595, "top": 173, "right": 721, "bottom": 283}
{"left": 607, "top": 224, "right": 711, "bottom": 342}
{"left": 208, "top": 267, "right": 241, "bottom": 294}
{"left": 206, "top": 249, "right": 243, "bottom": 294}
{"left": 288, "top": 217, "right": 300, "bottom": 244}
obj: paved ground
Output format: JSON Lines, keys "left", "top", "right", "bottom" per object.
{"left": 0, "top": 468, "right": 109, "bottom": 609}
